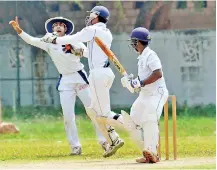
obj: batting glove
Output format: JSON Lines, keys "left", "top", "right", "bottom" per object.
{"left": 121, "top": 74, "right": 135, "bottom": 93}
{"left": 121, "top": 76, "right": 129, "bottom": 88}
{"left": 131, "top": 77, "right": 141, "bottom": 88}
{"left": 121, "top": 74, "right": 133, "bottom": 87}
{"left": 131, "top": 77, "right": 145, "bottom": 88}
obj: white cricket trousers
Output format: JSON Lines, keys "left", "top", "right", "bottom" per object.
{"left": 130, "top": 87, "right": 169, "bottom": 155}
{"left": 88, "top": 67, "right": 117, "bottom": 118}
{"left": 58, "top": 72, "right": 106, "bottom": 149}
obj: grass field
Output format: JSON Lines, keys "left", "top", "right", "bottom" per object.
{"left": 0, "top": 105, "right": 216, "bottom": 169}
{"left": 0, "top": 115, "right": 215, "bottom": 162}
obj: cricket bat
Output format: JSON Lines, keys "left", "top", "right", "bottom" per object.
{"left": 94, "top": 37, "right": 128, "bottom": 76}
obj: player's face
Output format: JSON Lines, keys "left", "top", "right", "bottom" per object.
{"left": 52, "top": 22, "right": 67, "bottom": 37}
{"left": 130, "top": 39, "right": 145, "bottom": 54}
{"left": 85, "top": 12, "right": 99, "bottom": 26}
{"left": 130, "top": 38, "right": 139, "bottom": 53}
{"left": 137, "top": 41, "right": 145, "bottom": 54}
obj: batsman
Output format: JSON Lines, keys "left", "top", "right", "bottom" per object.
{"left": 40, "top": 6, "right": 125, "bottom": 157}
{"left": 120, "top": 27, "right": 169, "bottom": 163}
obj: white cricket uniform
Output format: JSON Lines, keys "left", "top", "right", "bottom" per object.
{"left": 56, "top": 23, "right": 117, "bottom": 118}
{"left": 130, "top": 46, "right": 168, "bottom": 155}
{"left": 19, "top": 31, "right": 106, "bottom": 150}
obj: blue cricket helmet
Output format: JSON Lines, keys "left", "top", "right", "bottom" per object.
{"left": 85, "top": 5, "right": 110, "bottom": 26}
{"left": 130, "top": 27, "right": 151, "bottom": 42}
{"left": 45, "top": 17, "right": 74, "bottom": 35}
{"left": 129, "top": 27, "right": 151, "bottom": 53}
{"left": 91, "top": 5, "right": 110, "bottom": 21}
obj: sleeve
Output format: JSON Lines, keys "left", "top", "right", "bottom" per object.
{"left": 146, "top": 53, "right": 162, "bottom": 71}
{"left": 19, "top": 31, "right": 48, "bottom": 51}
{"left": 56, "top": 27, "right": 95, "bottom": 45}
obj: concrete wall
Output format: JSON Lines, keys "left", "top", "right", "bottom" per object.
{"left": 0, "top": 34, "right": 60, "bottom": 106}
{"left": 110, "top": 29, "right": 216, "bottom": 106}
{"left": 0, "top": 29, "right": 215, "bottom": 107}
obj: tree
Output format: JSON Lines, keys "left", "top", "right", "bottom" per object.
{"left": 0, "top": 1, "right": 49, "bottom": 35}
{"left": 0, "top": 1, "right": 50, "bottom": 105}
{"left": 135, "top": 1, "right": 172, "bottom": 30}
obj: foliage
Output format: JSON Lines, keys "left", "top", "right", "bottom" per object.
{"left": 0, "top": 1, "right": 49, "bottom": 35}
{"left": 194, "top": 1, "right": 207, "bottom": 11}
{"left": 2, "top": 106, "right": 63, "bottom": 120}
{"left": 177, "top": 103, "right": 216, "bottom": 117}
{"left": 2, "top": 103, "right": 216, "bottom": 120}
{"left": 113, "top": 1, "right": 125, "bottom": 29}
{"left": 90, "top": 0, "right": 126, "bottom": 30}
{"left": 176, "top": 1, "right": 187, "bottom": 9}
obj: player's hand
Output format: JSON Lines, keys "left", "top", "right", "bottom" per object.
{"left": 121, "top": 75, "right": 135, "bottom": 93}
{"left": 130, "top": 77, "right": 141, "bottom": 89}
{"left": 62, "top": 44, "right": 84, "bottom": 57}
{"left": 121, "top": 76, "right": 129, "bottom": 88}
{"left": 121, "top": 75, "right": 142, "bottom": 93}
{"left": 131, "top": 77, "right": 143, "bottom": 93}
{"left": 121, "top": 74, "right": 134, "bottom": 87}
{"left": 40, "top": 32, "right": 58, "bottom": 44}
{"left": 9, "top": 16, "right": 22, "bottom": 34}
{"left": 73, "top": 48, "right": 84, "bottom": 57}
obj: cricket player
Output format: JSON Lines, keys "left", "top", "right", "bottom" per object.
{"left": 40, "top": 6, "right": 124, "bottom": 157}
{"left": 121, "top": 27, "right": 169, "bottom": 163}
{"left": 9, "top": 16, "right": 111, "bottom": 156}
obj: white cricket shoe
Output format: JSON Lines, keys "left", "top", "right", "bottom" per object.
{"left": 142, "top": 150, "right": 159, "bottom": 163}
{"left": 70, "top": 146, "right": 82, "bottom": 155}
{"left": 103, "top": 138, "right": 124, "bottom": 158}
{"left": 136, "top": 151, "right": 160, "bottom": 163}
{"left": 101, "top": 141, "right": 110, "bottom": 152}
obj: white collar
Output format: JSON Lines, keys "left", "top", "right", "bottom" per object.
{"left": 137, "top": 46, "right": 150, "bottom": 60}
{"left": 93, "top": 22, "right": 106, "bottom": 28}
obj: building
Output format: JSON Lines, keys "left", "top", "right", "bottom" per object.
{"left": 45, "top": 1, "right": 216, "bottom": 33}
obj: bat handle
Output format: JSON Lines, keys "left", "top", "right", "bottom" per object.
{"left": 122, "top": 72, "right": 128, "bottom": 77}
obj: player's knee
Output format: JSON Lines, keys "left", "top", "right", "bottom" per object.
{"left": 130, "top": 102, "right": 141, "bottom": 115}
{"left": 63, "top": 113, "right": 76, "bottom": 122}
{"left": 64, "top": 118, "right": 75, "bottom": 127}
{"left": 145, "top": 113, "right": 158, "bottom": 122}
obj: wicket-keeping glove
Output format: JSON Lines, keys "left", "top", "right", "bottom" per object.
{"left": 40, "top": 32, "right": 58, "bottom": 44}
{"left": 62, "top": 44, "right": 84, "bottom": 57}
{"left": 9, "top": 16, "right": 22, "bottom": 34}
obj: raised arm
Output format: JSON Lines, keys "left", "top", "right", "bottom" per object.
{"left": 9, "top": 16, "right": 48, "bottom": 51}
{"left": 19, "top": 32, "right": 49, "bottom": 51}
{"left": 56, "top": 27, "right": 95, "bottom": 45}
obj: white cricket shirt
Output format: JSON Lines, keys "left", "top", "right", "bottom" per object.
{"left": 56, "top": 22, "right": 112, "bottom": 70}
{"left": 19, "top": 31, "right": 87, "bottom": 83}
{"left": 137, "top": 46, "right": 167, "bottom": 93}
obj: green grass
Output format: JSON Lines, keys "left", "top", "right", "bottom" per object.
{"left": 0, "top": 115, "right": 215, "bottom": 162}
